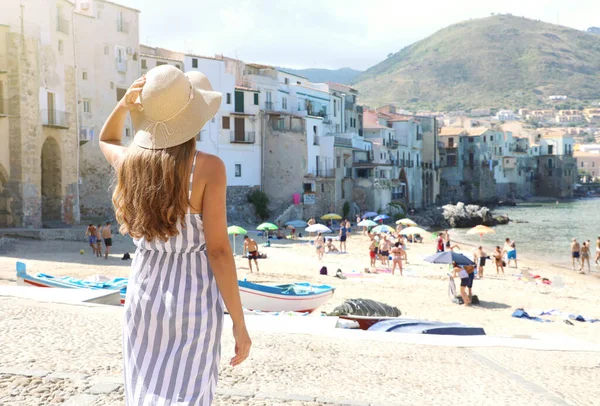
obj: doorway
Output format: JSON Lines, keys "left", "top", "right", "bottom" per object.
{"left": 234, "top": 117, "right": 245, "bottom": 142}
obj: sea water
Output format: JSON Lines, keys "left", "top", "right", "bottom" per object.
{"left": 450, "top": 198, "right": 600, "bottom": 268}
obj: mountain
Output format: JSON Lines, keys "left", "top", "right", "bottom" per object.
{"left": 588, "top": 27, "right": 600, "bottom": 35}
{"left": 352, "top": 15, "right": 600, "bottom": 111}
{"left": 277, "top": 67, "right": 362, "bottom": 85}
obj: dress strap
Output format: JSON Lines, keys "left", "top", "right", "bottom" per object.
{"left": 188, "top": 151, "right": 198, "bottom": 213}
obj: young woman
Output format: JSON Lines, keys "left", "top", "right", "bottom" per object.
{"left": 390, "top": 242, "right": 404, "bottom": 276}
{"left": 492, "top": 246, "right": 504, "bottom": 275}
{"left": 315, "top": 232, "right": 325, "bottom": 260}
{"left": 580, "top": 241, "right": 591, "bottom": 273}
{"left": 99, "top": 66, "right": 250, "bottom": 405}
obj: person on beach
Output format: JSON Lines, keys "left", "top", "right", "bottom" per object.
{"left": 452, "top": 261, "right": 471, "bottom": 306}
{"left": 444, "top": 231, "right": 460, "bottom": 251}
{"left": 339, "top": 221, "right": 348, "bottom": 252}
{"left": 379, "top": 235, "right": 391, "bottom": 267}
{"left": 493, "top": 246, "right": 504, "bottom": 275}
{"left": 580, "top": 241, "right": 591, "bottom": 273}
{"left": 436, "top": 233, "right": 445, "bottom": 253}
{"left": 315, "top": 232, "right": 325, "bottom": 260}
{"left": 571, "top": 238, "right": 581, "bottom": 270}
{"left": 504, "top": 238, "right": 518, "bottom": 268}
{"left": 85, "top": 224, "right": 98, "bottom": 255}
{"left": 307, "top": 217, "right": 315, "bottom": 239}
{"left": 243, "top": 235, "right": 260, "bottom": 273}
{"left": 95, "top": 223, "right": 103, "bottom": 257}
{"left": 101, "top": 221, "right": 112, "bottom": 260}
{"left": 99, "top": 67, "right": 250, "bottom": 405}
{"left": 391, "top": 242, "right": 403, "bottom": 276}
{"left": 326, "top": 238, "right": 339, "bottom": 253}
{"left": 595, "top": 237, "right": 600, "bottom": 266}
{"left": 368, "top": 239, "right": 377, "bottom": 268}
{"left": 474, "top": 246, "right": 487, "bottom": 279}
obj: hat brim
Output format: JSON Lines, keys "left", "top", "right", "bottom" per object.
{"left": 131, "top": 87, "right": 222, "bottom": 150}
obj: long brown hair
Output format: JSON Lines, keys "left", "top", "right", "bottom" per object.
{"left": 112, "top": 138, "right": 196, "bottom": 241}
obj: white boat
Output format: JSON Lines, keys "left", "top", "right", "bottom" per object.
{"left": 237, "top": 280, "right": 335, "bottom": 313}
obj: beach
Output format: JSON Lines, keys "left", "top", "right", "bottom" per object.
{"left": 1, "top": 227, "right": 600, "bottom": 405}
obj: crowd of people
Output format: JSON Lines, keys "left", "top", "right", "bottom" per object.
{"left": 570, "top": 237, "right": 600, "bottom": 273}
{"left": 84, "top": 222, "right": 113, "bottom": 259}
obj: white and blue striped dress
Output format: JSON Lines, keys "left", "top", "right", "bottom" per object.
{"left": 123, "top": 153, "right": 224, "bottom": 405}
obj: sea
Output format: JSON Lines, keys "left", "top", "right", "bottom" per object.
{"left": 450, "top": 198, "right": 600, "bottom": 268}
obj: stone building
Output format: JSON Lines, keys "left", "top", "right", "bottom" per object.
{"left": 0, "top": 0, "right": 80, "bottom": 228}
{"left": 74, "top": 0, "right": 141, "bottom": 217}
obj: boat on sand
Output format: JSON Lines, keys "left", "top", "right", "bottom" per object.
{"left": 238, "top": 280, "right": 335, "bottom": 313}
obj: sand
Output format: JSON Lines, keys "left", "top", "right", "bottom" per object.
{"left": 1, "top": 227, "right": 600, "bottom": 405}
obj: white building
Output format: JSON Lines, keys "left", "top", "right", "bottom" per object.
{"left": 495, "top": 109, "right": 516, "bottom": 121}
{"left": 140, "top": 45, "right": 184, "bottom": 75}
{"left": 74, "top": 0, "right": 141, "bottom": 215}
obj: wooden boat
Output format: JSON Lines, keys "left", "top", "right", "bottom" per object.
{"left": 16, "top": 264, "right": 127, "bottom": 305}
{"left": 238, "top": 280, "right": 335, "bottom": 313}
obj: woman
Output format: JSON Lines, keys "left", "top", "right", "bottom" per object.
{"left": 474, "top": 246, "right": 487, "bottom": 279}
{"left": 492, "top": 246, "right": 504, "bottom": 275}
{"left": 390, "top": 242, "right": 403, "bottom": 276}
{"left": 99, "top": 66, "right": 250, "bottom": 405}
{"left": 339, "top": 221, "right": 348, "bottom": 253}
{"left": 595, "top": 237, "right": 600, "bottom": 266}
{"left": 580, "top": 241, "right": 591, "bottom": 273}
{"left": 452, "top": 261, "right": 471, "bottom": 306}
{"left": 315, "top": 232, "right": 325, "bottom": 260}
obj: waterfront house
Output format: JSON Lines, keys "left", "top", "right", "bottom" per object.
{"left": 575, "top": 151, "right": 600, "bottom": 181}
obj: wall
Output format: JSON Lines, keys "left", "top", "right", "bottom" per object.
{"left": 226, "top": 185, "right": 260, "bottom": 224}
{"left": 535, "top": 155, "right": 577, "bottom": 198}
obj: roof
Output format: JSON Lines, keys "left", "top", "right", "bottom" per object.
{"left": 277, "top": 69, "right": 308, "bottom": 80}
{"left": 466, "top": 127, "right": 492, "bottom": 136}
{"left": 185, "top": 52, "right": 223, "bottom": 62}
{"left": 246, "top": 63, "right": 274, "bottom": 70}
{"left": 439, "top": 127, "right": 467, "bottom": 136}
{"left": 327, "top": 82, "right": 358, "bottom": 93}
{"left": 363, "top": 110, "right": 388, "bottom": 130}
{"left": 139, "top": 54, "right": 184, "bottom": 64}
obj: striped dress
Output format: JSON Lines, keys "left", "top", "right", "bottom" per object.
{"left": 124, "top": 153, "right": 224, "bottom": 405}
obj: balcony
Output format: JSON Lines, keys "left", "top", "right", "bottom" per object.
{"left": 117, "top": 20, "right": 129, "bottom": 33}
{"left": 388, "top": 140, "right": 399, "bottom": 149}
{"left": 79, "top": 128, "right": 93, "bottom": 145}
{"left": 334, "top": 136, "right": 353, "bottom": 148}
{"left": 272, "top": 116, "right": 305, "bottom": 133}
{"left": 230, "top": 131, "right": 256, "bottom": 144}
{"left": 308, "top": 110, "right": 327, "bottom": 119}
{"left": 56, "top": 16, "right": 69, "bottom": 34}
{"left": 116, "top": 59, "right": 127, "bottom": 72}
{"left": 41, "top": 109, "right": 70, "bottom": 129}
{"left": 265, "top": 101, "right": 275, "bottom": 110}
{"left": 310, "top": 168, "right": 335, "bottom": 178}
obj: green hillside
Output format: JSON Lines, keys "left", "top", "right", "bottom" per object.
{"left": 352, "top": 15, "right": 600, "bottom": 111}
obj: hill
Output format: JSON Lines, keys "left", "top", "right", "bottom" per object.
{"left": 352, "top": 15, "right": 600, "bottom": 111}
{"left": 277, "top": 67, "right": 361, "bottom": 85}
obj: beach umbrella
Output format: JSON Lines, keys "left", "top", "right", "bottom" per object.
{"left": 357, "top": 219, "right": 377, "bottom": 227}
{"left": 321, "top": 213, "right": 342, "bottom": 220}
{"left": 362, "top": 211, "right": 378, "bottom": 218}
{"left": 257, "top": 222, "right": 278, "bottom": 231}
{"left": 373, "top": 214, "right": 390, "bottom": 222}
{"left": 467, "top": 225, "right": 495, "bottom": 241}
{"left": 424, "top": 251, "right": 475, "bottom": 266}
{"left": 396, "top": 218, "right": 417, "bottom": 226}
{"left": 399, "top": 226, "right": 429, "bottom": 236}
{"left": 227, "top": 225, "right": 247, "bottom": 256}
{"left": 372, "top": 224, "right": 395, "bottom": 233}
{"left": 285, "top": 220, "right": 307, "bottom": 228}
{"left": 305, "top": 224, "right": 332, "bottom": 233}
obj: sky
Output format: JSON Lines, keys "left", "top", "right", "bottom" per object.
{"left": 117, "top": 0, "right": 600, "bottom": 71}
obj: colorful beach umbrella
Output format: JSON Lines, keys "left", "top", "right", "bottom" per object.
{"left": 424, "top": 251, "right": 475, "bottom": 266}
{"left": 285, "top": 220, "right": 307, "bottom": 228}
{"left": 399, "top": 226, "right": 429, "bottom": 236}
{"left": 396, "top": 218, "right": 417, "bottom": 226}
{"left": 257, "top": 222, "right": 278, "bottom": 231}
{"left": 467, "top": 225, "right": 495, "bottom": 241}
{"left": 373, "top": 214, "right": 390, "bottom": 222}
{"left": 362, "top": 211, "right": 378, "bottom": 218}
{"left": 305, "top": 224, "right": 332, "bottom": 233}
{"left": 357, "top": 219, "right": 377, "bottom": 227}
{"left": 227, "top": 225, "right": 247, "bottom": 256}
{"left": 371, "top": 225, "right": 395, "bottom": 233}
{"left": 321, "top": 213, "right": 342, "bottom": 220}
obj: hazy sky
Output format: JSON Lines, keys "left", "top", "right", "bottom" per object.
{"left": 117, "top": 0, "right": 600, "bottom": 70}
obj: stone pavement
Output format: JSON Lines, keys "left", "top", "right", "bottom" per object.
{"left": 1, "top": 298, "right": 599, "bottom": 405}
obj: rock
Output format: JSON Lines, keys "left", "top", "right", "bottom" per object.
{"left": 442, "top": 202, "right": 496, "bottom": 228}
{"left": 328, "top": 299, "right": 401, "bottom": 317}
{"left": 493, "top": 215, "right": 509, "bottom": 225}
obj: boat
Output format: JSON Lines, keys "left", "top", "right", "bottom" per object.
{"left": 16, "top": 263, "right": 127, "bottom": 305}
{"left": 237, "top": 280, "right": 335, "bottom": 313}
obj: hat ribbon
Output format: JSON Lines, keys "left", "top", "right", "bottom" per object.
{"left": 144, "top": 83, "right": 195, "bottom": 138}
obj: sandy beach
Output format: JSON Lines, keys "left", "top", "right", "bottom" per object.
{"left": 1, "top": 227, "right": 600, "bottom": 405}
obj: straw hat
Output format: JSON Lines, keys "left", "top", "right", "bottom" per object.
{"left": 132, "top": 65, "right": 222, "bottom": 149}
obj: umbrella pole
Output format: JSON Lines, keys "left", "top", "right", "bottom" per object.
{"left": 233, "top": 234, "right": 236, "bottom": 256}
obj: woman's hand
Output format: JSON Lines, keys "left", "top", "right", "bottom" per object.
{"left": 118, "top": 76, "right": 145, "bottom": 111}
{"left": 230, "top": 323, "right": 251, "bottom": 367}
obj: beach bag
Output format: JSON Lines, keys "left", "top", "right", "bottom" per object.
{"left": 319, "top": 266, "right": 328, "bottom": 275}
{"left": 502, "top": 260, "right": 507, "bottom": 267}
{"left": 121, "top": 253, "right": 131, "bottom": 260}
{"left": 454, "top": 295, "right": 479, "bottom": 305}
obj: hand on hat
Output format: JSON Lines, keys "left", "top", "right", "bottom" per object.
{"left": 119, "top": 76, "right": 146, "bottom": 111}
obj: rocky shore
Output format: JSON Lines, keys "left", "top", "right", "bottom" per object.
{"left": 411, "top": 202, "right": 510, "bottom": 229}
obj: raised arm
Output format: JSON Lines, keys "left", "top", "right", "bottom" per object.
{"left": 202, "top": 155, "right": 251, "bottom": 366}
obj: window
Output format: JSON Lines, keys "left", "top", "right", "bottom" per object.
{"left": 490, "top": 135, "right": 493, "bottom": 142}
{"left": 141, "top": 59, "right": 147, "bottom": 69}
{"left": 483, "top": 136, "right": 486, "bottom": 143}
{"left": 253, "top": 93, "right": 259, "bottom": 105}
{"left": 468, "top": 137, "right": 474, "bottom": 143}
{"left": 104, "top": 45, "right": 109, "bottom": 55}
{"left": 58, "top": 40, "right": 64, "bottom": 54}
{"left": 82, "top": 71, "right": 88, "bottom": 80}
{"left": 83, "top": 99, "right": 91, "bottom": 113}
{"left": 125, "top": 128, "right": 130, "bottom": 137}
{"left": 547, "top": 168, "right": 553, "bottom": 177}
{"left": 321, "top": 184, "right": 325, "bottom": 193}
{"left": 334, "top": 100, "right": 337, "bottom": 117}
{"left": 156, "top": 61, "right": 166, "bottom": 67}
{"left": 284, "top": 78, "right": 289, "bottom": 84}
{"left": 297, "top": 81, "right": 301, "bottom": 85}
{"left": 116, "top": 87, "right": 127, "bottom": 102}
{"left": 298, "top": 101, "right": 301, "bottom": 111}
{"left": 282, "top": 97, "right": 287, "bottom": 109}
{"left": 235, "top": 164, "right": 242, "bottom": 177}
{"left": 117, "top": 11, "right": 124, "bottom": 31}
{"left": 192, "top": 58, "right": 198, "bottom": 68}
{"left": 132, "top": 52, "right": 137, "bottom": 61}
{"left": 222, "top": 116, "right": 230, "bottom": 129}
{"left": 581, "top": 162, "right": 585, "bottom": 168}
{"left": 547, "top": 158, "right": 553, "bottom": 168}
{"left": 226, "top": 93, "right": 231, "bottom": 104}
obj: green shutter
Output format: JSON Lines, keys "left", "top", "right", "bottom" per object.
{"left": 234, "top": 91, "right": 244, "bottom": 113}
{"left": 253, "top": 93, "right": 259, "bottom": 105}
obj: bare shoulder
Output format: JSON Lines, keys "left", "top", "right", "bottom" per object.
{"left": 195, "top": 152, "right": 225, "bottom": 183}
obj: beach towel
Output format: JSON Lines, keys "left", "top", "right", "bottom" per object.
{"left": 512, "top": 308, "right": 553, "bottom": 323}
{"left": 531, "top": 309, "right": 599, "bottom": 323}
